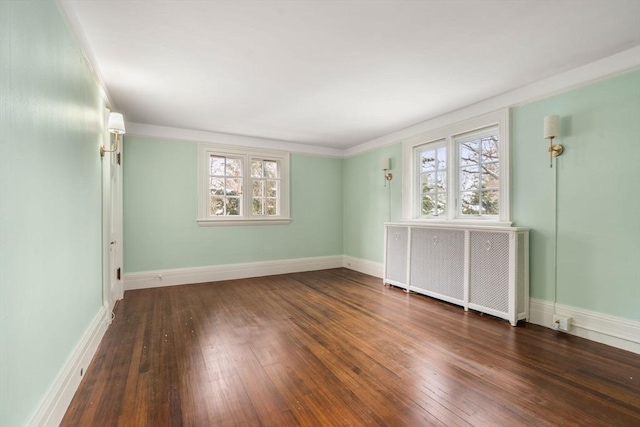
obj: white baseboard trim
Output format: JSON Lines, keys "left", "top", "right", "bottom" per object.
{"left": 342, "top": 255, "right": 383, "bottom": 278}
{"left": 124, "top": 255, "right": 344, "bottom": 290}
{"left": 27, "top": 305, "right": 110, "bottom": 427}
{"left": 529, "top": 298, "right": 640, "bottom": 354}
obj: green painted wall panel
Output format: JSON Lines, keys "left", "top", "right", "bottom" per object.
{"left": 343, "top": 144, "right": 402, "bottom": 263}
{"left": 0, "top": 1, "right": 105, "bottom": 425}
{"left": 123, "top": 136, "right": 343, "bottom": 272}
{"left": 512, "top": 71, "right": 640, "bottom": 320}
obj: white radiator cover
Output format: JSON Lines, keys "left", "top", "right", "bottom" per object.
{"left": 383, "top": 223, "right": 529, "bottom": 326}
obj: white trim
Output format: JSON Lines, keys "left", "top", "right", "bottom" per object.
{"left": 197, "top": 143, "right": 291, "bottom": 224}
{"left": 529, "top": 298, "right": 640, "bottom": 354}
{"left": 55, "top": 0, "right": 114, "bottom": 109}
{"left": 127, "top": 122, "right": 344, "bottom": 157}
{"left": 26, "top": 306, "right": 110, "bottom": 427}
{"left": 124, "top": 256, "right": 344, "bottom": 290}
{"left": 401, "top": 109, "right": 510, "bottom": 223}
{"left": 342, "top": 256, "right": 384, "bottom": 278}
{"left": 197, "top": 218, "right": 291, "bottom": 226}
{"left": 345, "top": 46, "right": 640, "bottom": 157}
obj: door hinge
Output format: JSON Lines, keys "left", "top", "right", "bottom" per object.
{"left": 117, "top": 267, "right": 121, "bottom": 280}
{"left": 116, "top": 153, "right": 121, "bottom": 165}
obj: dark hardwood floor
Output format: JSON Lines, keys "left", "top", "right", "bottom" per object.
{"left": 62, "top": 268, "right": 640, "bottom": 426}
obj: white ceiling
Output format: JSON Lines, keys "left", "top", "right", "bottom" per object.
{"left": 60, "top": 0, "right": 640, "bottom": 149}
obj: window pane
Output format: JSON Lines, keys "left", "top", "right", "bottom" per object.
{"left": 210, "top": 177, "right": 224, "bottom": 196}
{"left": 482, "top": 190, "right": 500, "bottom": 215}
{"left": 461, "top": 192, "right": 480, "bottom": 215}
{"left": 458, "top": 131, "right": 500, "bottom": 218}
{"left": 437, "top": 171, "right": 446, "bottom": 191}
{"left": 210, "top": 156, "right": 225, "bottom": 176}
{"left": 420, "top": 150, "right": 437, "bottom": 172}
{"left": 226, "top": 158, "right": 242, "bottom": 177}
{"left": 210, "top": 196, "right": 224, "bottom": 216}
{"left": 482, "top": 135, "right": 499, "bottom": 163}
{"left": 266, "top": 180, "right": 278, "bottom": 197}
{"left": 421, "top": 195, "right": 435, "bottom": 216}
{"left": 437, "top": 147, "right": 446, "bottom": 170}
{"left": 253, "top": 197, "right": 264, "bottom": 215}
{"left": 436, "top": 194, "right": 447, "bottom": 216}
{"left": 420, "top": 172, "right": 435, "bottom": 194}
{"left": 460, "top": 166, "right": 480, "bottom": 191}
{"left": 482, "top": 162, "right": 500, "bottom": 189}
{"left": 266, "top": 198, "right": 277, "bottom": 215}
{"left": 460, "top": 140, "right": 480, "bottom": 166}
{"left": 226, "top": 178, "right": 242, "bottom": 196}
{"left": 251, "top": 160, "right": 263, "bottom": 178}
{"left": 226, "top": 197, "right": 241, "bottom": 215}
{"left": 264, "top": 160, "right": 279, "bottom": 178}
{"left": 253, "top": 180, "right": 264, "bottom": 197}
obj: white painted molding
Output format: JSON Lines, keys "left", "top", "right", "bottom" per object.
{"left": 55, "top": 0, "right": 114, "bottom": 109}
{"left": 126, "top": 122, "right": 344, "bottom": 158}
{"left": 27, "top": 305, "right": 110, "bottom": 427}
{"left": 529, "top": 298, "right": 640, "bottom": 354}
{"left": 126, "top": 46, "right": 636, "bottom": 160}
{"left": 124, "top": 255, "right": 344, "bottom": 290}
{"left": 345, "top": 46, "right": 640, "bottom": 157}
{"left": 343, "top": 256, "right": 383, "bottom": 279}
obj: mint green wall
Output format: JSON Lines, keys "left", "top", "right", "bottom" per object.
{"left": 343, "top": 144, "right": 402, "bottom": 263}
{"left": 342, "top": 72, "right": 640, "bottom": 322}
{"left": 0, "top": 1, "right": 106, "bottom": 425}
{"left": 123, "top": 136, "right": 343, "bottom": 272}
{"left": 512, "top": 71, "right": 640, "bottom": 321}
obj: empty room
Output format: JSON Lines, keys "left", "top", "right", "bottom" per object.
{"left": 1, "top": 0, "right": 639, "bottom": 426}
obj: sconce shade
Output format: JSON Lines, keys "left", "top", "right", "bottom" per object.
{"left": 108, "top": 112, "right": 126, "bottom": 134}
{"left": 381, "top": 157, "right": 390, "bottom": 170}
{"left": 543, "top": 115, "right": 559, "bottom": 139}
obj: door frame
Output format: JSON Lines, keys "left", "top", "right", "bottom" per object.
{"left": 102, "top": 107, "right": 124, "bottom": 316}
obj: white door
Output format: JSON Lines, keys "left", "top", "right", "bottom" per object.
{"left": 102, "top": 108, "right": 124, "bottom": 315}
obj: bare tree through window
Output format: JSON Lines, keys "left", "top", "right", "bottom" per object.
{"left": 458, "top": 132, "right": 499, "bottom": 216}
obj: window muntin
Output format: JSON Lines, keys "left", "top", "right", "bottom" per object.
{"left": 198, "top": 144, "right": 290, "bottom": 225}
{"left": 457, "top": 128, "right": 500, "bottom": 217}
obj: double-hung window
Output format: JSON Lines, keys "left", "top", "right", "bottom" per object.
{"left": 403, "top": 110, "right": 510, "bottom": 224}
{"left": 198, "top": 144, "right": 290, "bottom": 225}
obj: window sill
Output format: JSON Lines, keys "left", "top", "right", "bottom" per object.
{"left": 197, "top": 218, "right": 291, "bottom": 226}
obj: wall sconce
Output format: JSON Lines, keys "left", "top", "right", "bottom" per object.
{"left": 100, "top": 112, "right": 126, "bottom": 157}
{"left": 382, "top": 157, "right": 393, "bottom": 186}
{"left": 543, "top": 115, "right": 563, "bottom": 168}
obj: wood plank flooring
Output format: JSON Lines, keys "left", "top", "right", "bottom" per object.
{"left": 62, "top": 268, "right": 640, "bottom": 426}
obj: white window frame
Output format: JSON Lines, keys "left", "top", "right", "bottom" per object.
{"left": 197, "top": 144, "right": 290, "bottom": 226}
{"left": 402, "top": 109, "right": 511, "bottom": 225}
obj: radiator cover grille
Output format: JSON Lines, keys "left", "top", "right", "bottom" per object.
{"left": 410, "top": 228, "right": 465, "bottom": 301}
{"left": 469, "top": 231, "right": 510, "bottom": 314}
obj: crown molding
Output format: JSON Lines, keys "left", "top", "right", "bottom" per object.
{"left": 55, "top": 0, "right": 115, "bottom": 109}
{"left": 126, "top": 123, "right": 345, "bottom": 157}
{"left": 345, "top": 45, "right": 640, "bottom": 157}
